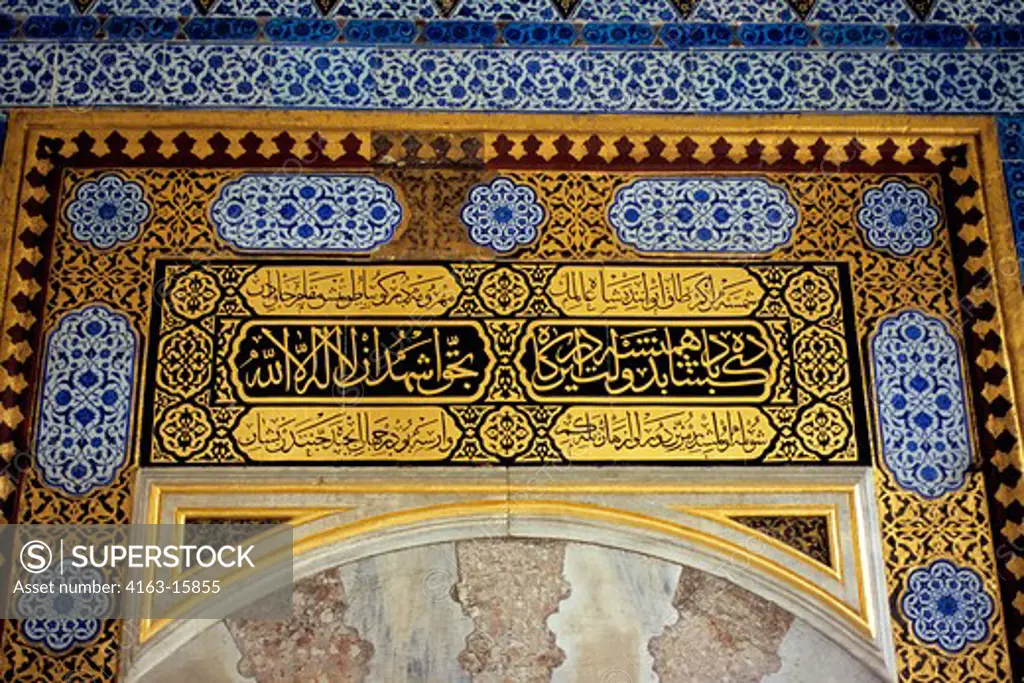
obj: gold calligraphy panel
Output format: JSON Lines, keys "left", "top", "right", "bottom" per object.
{"left": 143, "top": 260, "right": 867, "bottom": 464}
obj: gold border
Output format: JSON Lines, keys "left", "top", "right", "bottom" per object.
{"left": 2, "top": 111, "right": 1019, "bottom": 459}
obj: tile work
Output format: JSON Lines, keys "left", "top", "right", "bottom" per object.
{"left": 871, "top": 311, "right": 973, "bottom": 499}
{"left": 0, "top": 42, "right": 54, "bottom": 106}
{"left": 809, "top": 0, "right": 915, "bottom": 22}
{"left": 693, "top": 0, "right": 797, "bottom": 22}
{"left": 4, "top": 17, "right": 1024, "bottom": 49}
{"left": 997, "top": 116, "right": 1024, "bottom": 281}
{"left": 900, "top": 560, "right": 994, "bottom": 654}
{"left": 35, "top": 305, "right": 137, "bottom": 497}
{"left": 1, "top": 44, "right": 1022, "bottom": 112}
{"left": 132, "top": 540, "right": 886, "bottom": 682}
{"left": 931, "top": 0, "right": 1024, "bottom": 23}
{"left": 0, "top": 0, "right": 1013, "bottom": 23}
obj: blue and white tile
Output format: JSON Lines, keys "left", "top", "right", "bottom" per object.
{"left": 890, "top": 52, "right": 1010, "bottom": 113}
{"left": 901, "top": 560, "right": 994, "bottom": 653}
{"left": 18, "top": 563, "right": 110, "bottom": 652}
{"left": 809, "top": 0, "right": 914, "bottom": 24}
{"left": 931, "top": 0, "right": 1024, "bottom": 24}
{"left": 268, "top": 46, "right": 376, "bottom": 107}
{"left": 685, "top": 51, "right": 803, "bottom": 112}
{"left": 55, "top": 42, "right": 171, "bottom": 107}
{"left": 609, "top": 177, "right": 797, "bottom": 253}
{"left": 574, "top": 0, "right": 679, "bottom": 22}
{"left": 103, "top": 16, "right": 181, "bottom": 41}
{"left": 795, "top": 52, "right": 903, "bottom": 111}
{"left": 264, "top": 17, "right": 341, "bottom": 43}
{"left": 333, "top": 0, "right": 437, "bottom": 19}
{"left": 213, "top": 0, "right": 320, "bottom": 17}
{"left": 999, "top": 117, "right": 1024, "bottom": 159}
{"left": 0, "top": 42, "right": 55, "bottom": 107}
{"left": 36, "top": 305, "right": 137, "bottom": 496}
{"left": 455, "top": 0, "right": 557, "bottom": 21}
{"left": 871, "top": 310, "right": 972, "bottom": 499}
{"left": 91, "top": 0, "right": 195, "bottom": 14}
{"left": 856, "top": 179, "right": 941, "bottom": 256}
{"left": 462, "top": 176, "right": 545, "bottom": 252}
{"left": 64, "top": 173, "right": 151, "bottom": 249}
{"left": 0, "top": 0, "right": 77, "bottom": 15}
{"left": 23, "top": 16, "right": 101, "bottom": 41}
{"left": 584, "top": 50, "right": 692, "bottom": 111}
{"left": 374, "top": 48, "right": 603, "bottom": 111}
{"left": 692, "top": 0, "right": 794, "bottom": 23}
{"left": 211, "top": 173, "right": 401, "bottom": 251}
{"left": 815, "top": 24, "right": 892, "bottom": 48}
{"left": 160, "top": 43, "right": 276, "bottom": 107}
{"left": 9, "top": 44, "right": 1024, "bottom": 113}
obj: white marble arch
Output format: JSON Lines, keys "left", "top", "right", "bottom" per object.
{"left": 124, "top": 466, "right": 895, "bottom": 682}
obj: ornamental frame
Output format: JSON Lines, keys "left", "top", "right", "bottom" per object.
{"left": 0, "top": 111, "right": 1022, "bottom": 682}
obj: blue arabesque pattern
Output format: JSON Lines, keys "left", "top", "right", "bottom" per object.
{"left": 901, "top": 560, "right": 994, "bottom": 653}
{"left": 2, "top": 46, "right": 1022, "bottom": 112}
{"left": 856, "top": 180, "right": 941, "bottom": 256}
{"left": 211, "top": 173, "right": 403, "bottom": 251}
{"left": 871, "top": 311, "right": 972, "bottom": 499}
{"left": 36, "top": 305, "right": 137, "bottom": 496}
{"left": 63, "top": 173, "right": 151, "bottom": 249}
{"left": 18, "top": 563, "right": 111, "bottom": 653}
{"left": 609, "top": 177, "right": 797, "bottom": 253}
{"left": 462, "top": 177, "right": 545, "bottom": 253}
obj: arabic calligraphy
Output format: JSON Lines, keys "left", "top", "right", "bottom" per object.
{"left": 548, "top": 266, "right": 764, "bottom": 317}
{"left": 234, "top": 407, "right": 460, "bottom": 461}
{"left": 515, "top": 321, "right": 780, "bottom": 402}
{"left": 242, "top": 265, "right": 461, "bottom": 316}
{"left": 551, "top": 407, "right": 776, "bottom": 460}
{"left": 229, "top": 320, "right": 490, "bottom": 402}
{"left": 146, "top": 259, "right": 861, "bottom": 464}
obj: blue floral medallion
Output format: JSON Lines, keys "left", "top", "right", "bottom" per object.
{"left": 609, "top": 177, "right": 797, "bottom": 253}
{"left": 901, "top": 560, "right": 994, "bottom": 653}
{"left": 461, "top": 177, "right": 545, "bottom": 253}
{"left": 17, "top": 563, "right": 110, "bottom": 653}
{"left": 63, "top": 173, "right": 150, "bottom": 249}
{"left": 35, "top": 305, "right": 137, "bottom": 496}
{"left": 210, "top": 174, "right": 403, "bottom": 251}
{"left": 856, "top": 180, "right": 941, "bottom": 256}
{"left": 871, "top": 310, "right": 971, "bottom": 499}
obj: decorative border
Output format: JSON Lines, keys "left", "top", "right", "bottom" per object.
{"left": 0, "top": 16, "right": 1018, "bottom": 49}
{"left": 0, "top": 0, "right": 1021, "bottom": 25}
{"left": 2, "top": 44, "right": 1024, "bottom": 112}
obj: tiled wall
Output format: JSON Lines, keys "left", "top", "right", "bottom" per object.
{"left": 997, "top": 117, "right": 1024, "bottom": 279}
{"left": 0, "top": 0, "right": 1022, "bottom": 23}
